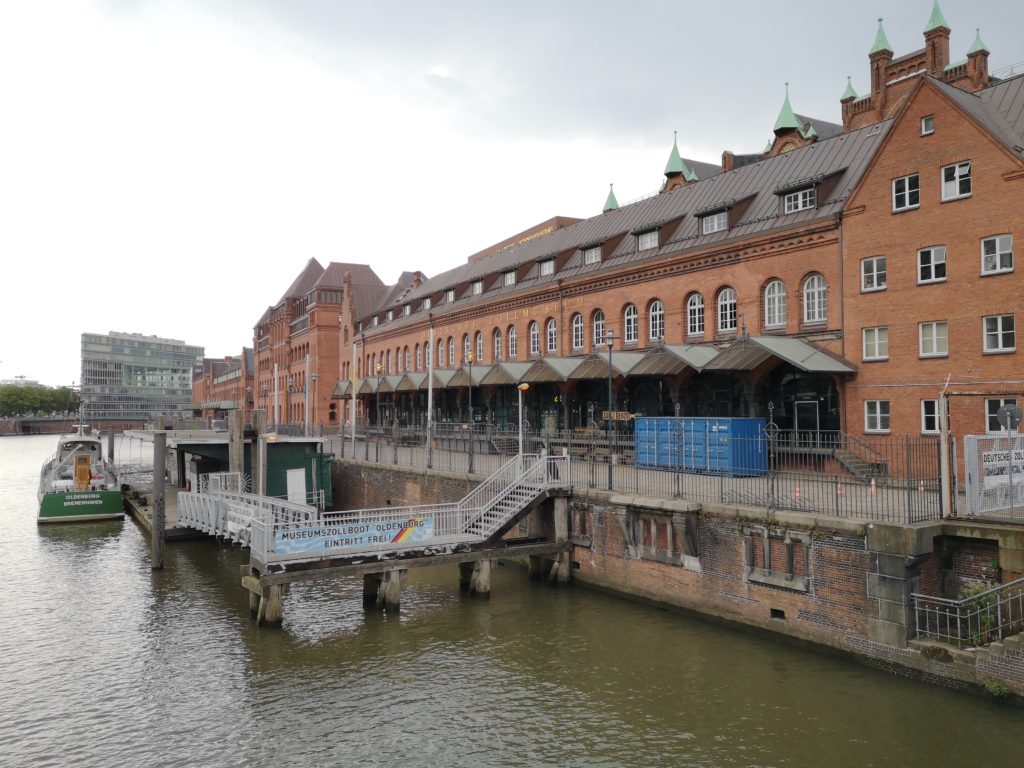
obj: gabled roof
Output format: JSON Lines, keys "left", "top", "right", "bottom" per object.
{"left": 931, "top": 77, "right": 1024, "bottom": 157}
{"left": 278, "top": 258, "right": 324, "bottom": 303}
{"left": 314, "top": 262, "right": 383, "bottom": 292}
{"left": 978, "top": 72, "right": 1024, "bottom": 141}
{"left": 795, "top": 114, "right": 843, "bottom": 141}
{"left": 704, "top": 335, "right": 854, "bottom": 374}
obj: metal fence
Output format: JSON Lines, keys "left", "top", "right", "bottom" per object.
{"left": 322, "top": 425, "right": 941, "bottom": 523}
{"left": 912, "top": 576, "right": 1024, "bottom": 649}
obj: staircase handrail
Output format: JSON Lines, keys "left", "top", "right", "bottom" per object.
{"left": 912, "top": 575, "right": 1024, "bottom": 648}
{"left": 838, "top": 430, "right": 885, "bottom": 468}
{"left": 457, "top": 454, "right": 538, "bottom": 514}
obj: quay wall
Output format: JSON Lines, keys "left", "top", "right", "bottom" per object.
{"left": 332, "top": 458, "right": 1024, "bottom": 697}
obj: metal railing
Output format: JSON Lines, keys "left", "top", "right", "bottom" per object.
{"left": 912, "top": 577, "right": 1024, "bottom": 649}
{"left": 324, "top": 426, "right": 941, "bottom": 523}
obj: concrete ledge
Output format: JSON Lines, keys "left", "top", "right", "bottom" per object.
{"left": 701, "top": 502, "right": 869, "bottom": 535}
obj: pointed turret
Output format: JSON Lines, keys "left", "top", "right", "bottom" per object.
{"left": 968, "top": 28, "right": 989, "bottom": 55}
{"left": 664, "top": 132, "right": 684, "bottom": 176}
{"left": 869, "top": 18, "right": 892, "bottom": 55}
{"left": 967, "top": 28, "right": 991, "bottom": 89}
{"left": 603, "top": 183, "right": 618, "bottom": 213}
{"left": 841, "top": 76, "right": 857, "bottom": 102}
{"left": 773, "top": 83, "right": 801, "bottom": 134}
{"left": 924, "top": 0, "right": 949, "bottom": 33}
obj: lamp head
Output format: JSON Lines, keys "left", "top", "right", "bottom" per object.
{"left": 518, "top": 383, "right": 530, "bottom": 392}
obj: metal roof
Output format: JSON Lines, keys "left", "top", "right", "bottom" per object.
{"left": 396, "top": 372, "right": 427, "bottom": 392}
{"left": 449, "top": 365, "right": 494, "bottom": 387}
{"left": 703, "top": 335, "right": 854, "bottom": 373}
{"left": 932, "top": 77, "right": 1024, "bottom": 156}
{"left": 628, "top": 344, "right": 720, "bottom": 376}
{"left": 979, "top": 72, "right": 1024, "bottom": 143}
{"left": 520, "top": 357, "right": 584, "bottom": 383}
{"left": 570, "top": 351, "right": 647, "bottom": 380}
{"left": 479, "top": 362, "right": 533, "bottom": 386}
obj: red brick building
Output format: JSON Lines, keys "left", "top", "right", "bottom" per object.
{"left": 191, "top": 349, "right": 254, "bottom": 424}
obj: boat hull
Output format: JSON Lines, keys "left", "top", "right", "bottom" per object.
{"left": 38, "top": 489, "right": 125, "bottom": 523}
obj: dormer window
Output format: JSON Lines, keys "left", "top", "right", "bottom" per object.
{"left": 423, "top": 297, "right": 431, "bottom": 310}
{"left": 539, "top": 259, "right": 555, "bottom": 276}
{"left": 356, "top": 321, "right": 363, "bottom": 333}
{"left": 637, "top": 230, "right": 658, "bottom": 251}
{"left": 583, "top": 246, "right": 601, "bottom": 265}
{"left": 701, "top": 211, "right": 728, "bottom": 235}
{"left": 445, "top": 288, "right": 455, "bottom": 303}
{"left": 386, "top": 309, "right": 393, "bottom": 322}
{"left": 472, "top": 280, "right": 483, "bottom": 295}
{"left": 503, "top": 270, "right": 516, "bottom": 287}
{"left": 372, "top": 316, "right": 379, "bottom": 327}
{"left": 403, "top": 304, "right": 411, "bottom": 316}
{"left": 783, "top": 188, "right": 816, "bottom": 213}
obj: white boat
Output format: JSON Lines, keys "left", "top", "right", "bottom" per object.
{"left": 38, "top": 425, "right": 123, "bottom": 523}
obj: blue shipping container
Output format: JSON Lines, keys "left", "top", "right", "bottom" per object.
{"left": 634, "top": 417, "right": 768, "bottom": 476}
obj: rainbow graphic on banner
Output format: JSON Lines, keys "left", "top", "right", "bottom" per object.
{"left": 392, "top": 516, "right": 429, "bottom": 543}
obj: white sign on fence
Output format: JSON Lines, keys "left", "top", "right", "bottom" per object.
{"left": 964, "top": 435, "right": 1024, "bottom": 518}
{"left": 981, "top": 448, "right": 1024, "bottom": 490}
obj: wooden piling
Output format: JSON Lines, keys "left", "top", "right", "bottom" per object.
{"left": 469, "top": 560, "right": 492, "bottom": 598}
{"left": 151, "top": 431, "right": 166, "bottom": 570}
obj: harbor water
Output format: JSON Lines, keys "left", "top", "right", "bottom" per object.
{"left": 2, "top": 434, "right": 1022, "bottom": 767}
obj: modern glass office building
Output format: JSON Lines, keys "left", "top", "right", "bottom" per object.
{"left": 80, "top": 331, "right": 204, "bottom": 424}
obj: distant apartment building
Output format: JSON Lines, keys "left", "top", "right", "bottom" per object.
{"left": 80, "top": 331, "right": 204, "bottom": 425}
{"left": 191, "top": 348, "right": 255, "bottom": 423}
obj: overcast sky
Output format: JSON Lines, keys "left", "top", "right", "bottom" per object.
{"left": 2, "top": 1, "right": 1021, "bottom": 387}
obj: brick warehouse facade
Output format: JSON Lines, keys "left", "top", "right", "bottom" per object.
{"left": 308, "top": 10, "right": 1022, "bottom": 449}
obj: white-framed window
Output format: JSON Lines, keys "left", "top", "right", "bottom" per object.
{"left": 648, "top": 300, "right": 665, "bottom": 341}
{"left": 892, "top": 173, "right": 920, "bottom": 212}
{"left": 507, "top": 326, "right": 517, "bottom": 358}
{"left": 385, "top": 350, "right": 391, "bottom": 374}
{"left": 493, "top": 329, "right": 502, "bottom": 362}
{"left": 764, "top": 279, "right": 786, "bottom": 328}
{"left": 404, "top": 348, "right": 410, "bottom": 372}
{"left": 917, "top": 246, "right": 946, "bottom": 283}
{"left": 437, "top": 340, "right": 445, "bottom": 368}
{"left": 592, "top": 310, "right": 606, "bottom": 347}
{"left": 865, "top": 400, "right": 890, "bottom": 433}
{"left": 921, "top": 400, "right": 939, "bottom": 433}
{"left": 717, "top": 288, "right": 737, "bottom": 333}
{"left": 386, "top": 309, "right": 393, "bottom": 322}
{"left": 403, "top": 304, "right": 411, "bottom": 316}
{"left": 447, "top": 337, "right": 455, "bottom": 367}
{"left": 546, "top": 319, "right": 558, "bottom": 353}
{"left": 921, "top": 115, "right": 935, "bottom": 136}
{"left": 941, "top": 161, "right": 971, "bottom": 201}
{"left": 425, "top": 344, "right": 432, "bottom": 369}
{"left": 919, "top": 321, "right": 948, "bottom": 358}
{"left": 637, "top": 230, "right": 658, "bottom": 251}
{"left": 981, "top": 234, "right": 1013, "bottom": 275}
{"left": 863, "top": 326, "right": 888, "bottom": 361}
{"left": 583, "top": 246, "right": 601, "bottom": 265}
{"left": 372, "top": 316, "right": 379, "bottom": 327}
{"left": 571, "top": 313, "right": 584, "bottom": 350}
{"left": 422, "top": 297, "right": 431, "bottom": 310}
{"left": 416, "top": 345, "right": 423, "bottom": 371}
{"left": 784, "top": 187, "right": 816, "bottom": 213}
{"left": 987, "top": 397, "right": 1018, "bottom": 433}
{"left": 476, "top": 331, "right": 484, "bottom": 362}
{"left": 861, "top": 256, "right": 887, "bottom": 291}
{"left": 443, "top": 289, "right": 454, "bottom": 304}
{"left": 802, "top": 274, "right": 827, "bottom": 324}
{"left": 502, "top": 271, "right": 516, "bottom": 287}
{"left": 539, "top": 259, "right": 555, "bottom": 276}
{"left": 529, "top": 322, "right": 540, "bottom": 355}
{"left": 472, "top": 280, "right": 483, "bottom": 295}
{"left": 687, "top": 294, "right": 705, "bottom": 336}
{"left": 623, "top": 304, "right": 638, "bottom": 343}
{"left": 702, "top": 211, "right": 728, "bottom": 234}
{"left": 984, "top": 314, "right": 1016, "bottom": 353}
{"left": 463, "top": 334, "right": 472, "bottom": 361}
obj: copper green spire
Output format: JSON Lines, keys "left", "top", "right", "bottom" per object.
{"left": 841, "top": 76, "right": 858, "bottom": 101}
{"left": 924, "top": 0, "right": 949, "bottom": 33}
{"left": 968, "top": 28, "right": 989, "bottom": 55}
{"left": 869, "top": 18, "right": 892, "bottom": 55}
{"left": 665, "top": 131, "right": 684, "bottom": 175}
{"left": 773, "top": 83, "right": 801, "bottom": 133}
{"left": 603, "top": 183, "right": 618, "bottom": 213}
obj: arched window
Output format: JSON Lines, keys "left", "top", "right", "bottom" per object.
{"left": 648, "top": 300, "right": 665, "bottom": 342}
{"left": 623, "top": 304, "right": 638, "bottom": 343}
{"left": 529, "top": 321, "right": 540, "bottom": 355}
{"left": 508, "top": 326, "right": 518, "bottom": 358}
{"left": 764, "top": 280, "right": 786, "bottom": 329}
{"left": 475, "top": 331, "right": 484, "bottom": 362}
{"left": 415, "top": 344, "right": 422, "bottom": 371}
{"left": 686, "top": 294, "right": 704, "bottom": 336}
{"left": 592, "top": 310, "right": 606, "bottom": 348}
{"left": 463, "top": 334, "right": 471, "bottom": 362}
{"left": 546, "top": 318, "right": 558, "bottom": 353}
{"left": 404, "top": 346, "right": 410, "bottom": 372}
{"left": 571, "top": 313, "right": 584, "bottom": 350}
{"left": 493, "top": 329, "right": 502, "bottom": 362}
{"left": 717, "top": 288, "right": 737, "bottom": 333}
{"left": 448, "top": 337, "right": 455, "bottom": 367}
{"left": 803, "top": 274, "right": 827, "bottom": 323}
{"left": 436, "top": 340, "right": 444, "bottom": 368}
{"left": 386, "top": 350, "right": 391, "bottom": 374}
{"left": 426, "top": 342, "right": 433, "bottom": 369}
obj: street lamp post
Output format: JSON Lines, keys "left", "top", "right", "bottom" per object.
{"left": 466, "top": 353, "right": 474, "bottom": 473}
{"left": 518, "top": 383, "right": 530, "bottom": 457}
{"left": 375, "top": 362, "right": 383, "bottom": 462}
{"left": 311, "top": 371, "right": 318, "bottom": 435}
{"left": 261, "top": 384, "right": 269, "bottom": 431}
{"left": 606, "top": 332, "right": 616, "bottom": 490}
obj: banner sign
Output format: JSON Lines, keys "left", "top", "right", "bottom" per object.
{"left": 274, "top": 516, "right": 435, "bottom": 555}
{"left": 981, "top": 449, "right": 1024, "bottom": 490}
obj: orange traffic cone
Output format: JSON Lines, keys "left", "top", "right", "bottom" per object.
{"left": 870, "top": 478, "right": 877, "bottom": 496}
